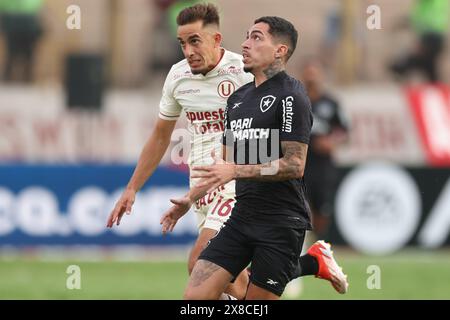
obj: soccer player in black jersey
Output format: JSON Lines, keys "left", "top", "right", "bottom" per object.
{"left": 163, "top": 16, "right": 348, "bottom": 300}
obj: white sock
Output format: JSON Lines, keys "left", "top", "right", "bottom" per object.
{"left": 219, "top": 293, "right": 237, "bottom": 300}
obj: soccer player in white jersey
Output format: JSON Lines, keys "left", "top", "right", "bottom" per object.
{"left": 106, "top": 3, "right": 252, "bottom": 299}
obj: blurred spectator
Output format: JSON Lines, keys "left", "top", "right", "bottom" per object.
{"left": 150, "top": 0, "right": 202, "bottom": 72}
{"left": 0, "top": 0, "right": 44, "bottom": 83}
{"left": 319, "top": 3, "right": 341, "bottom": 76}
{"left": 150, "top": 0, "right": 177, "bottom": 71}
{"left": 301, "top": 58, "right": 349, "bottom": 239}
{"left": 318, "top": 2, "right": 364, "bottom": 84}
{"left": 389, "top": 0, "right": 449, "bottom": 83}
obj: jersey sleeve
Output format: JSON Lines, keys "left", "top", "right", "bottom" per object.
{"left": 158, "top": 67, "right": 182, "bottom": 121}
{"left": 277, "top": 89, "right": 313, "bottom": 144}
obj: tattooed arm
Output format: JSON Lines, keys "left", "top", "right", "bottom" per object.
{"left": 191, "top": 141, "right": 308, "bottom": 193}
{"left": 234, "top": 141, "right": 308, "bottom": 181}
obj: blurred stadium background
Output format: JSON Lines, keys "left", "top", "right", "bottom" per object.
{"left": 0, "top": 0, "right": 449, "bottom": 299}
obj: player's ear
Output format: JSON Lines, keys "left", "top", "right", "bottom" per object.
{"left": 275, "top": 44, "right": 288, "bottom": 60}
{"left": 214, "top": 32, "right": 223, "bottom": 48}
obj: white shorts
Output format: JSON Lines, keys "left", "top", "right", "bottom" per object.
{"left": 194, "top": 180, "right": 236, "bottom": 232}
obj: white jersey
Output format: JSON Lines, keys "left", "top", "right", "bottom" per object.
{"left": 159, "top": 49, "right": 253, "bottom": 187}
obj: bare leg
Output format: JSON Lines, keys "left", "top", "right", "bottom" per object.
{"left": 188, "top": 228, "right": 249, "bottom": 300}
{"left": 224, "top": 270, "right": 249, "bottom": 300}
{"left": 184, "top": 259, "right": 233, "bottom": 300}
{"left": 187, "top": 228, "right": 217, "bottom": 275}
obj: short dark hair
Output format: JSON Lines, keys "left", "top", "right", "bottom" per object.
{"left": 254, "top": 16, "right": 298, "bottom": 61}
{"left": 176, "top": 3, "right": 220, "bottom": 27}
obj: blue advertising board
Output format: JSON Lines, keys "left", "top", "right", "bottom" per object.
{"left": 0, "top": 165, "right": 197, "bottom": 246}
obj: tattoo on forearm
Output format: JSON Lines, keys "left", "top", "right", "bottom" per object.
{"left": 281, "top": 140, "right": 307, "bottom": 176}
{"left": 263, "top": 58, "right": 284, "bottom": 80}
{"left": 235, "top": 141, "right": 307, "bottom": 181}
{"left": 190, "top": 260, "right": 221, "bottom": 287}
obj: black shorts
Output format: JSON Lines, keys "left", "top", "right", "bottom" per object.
{"left": 198, "top": 216, "right": 306, "bottom": 296}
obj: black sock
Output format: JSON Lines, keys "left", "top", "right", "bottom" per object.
{"left": 297, "top": 254, "right": 319, "bottom": 276}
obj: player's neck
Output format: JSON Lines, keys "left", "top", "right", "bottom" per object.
{"left": 203, "top": 48, "right": 225, "bottom": 75}
{"left": 254, "top": 59, "right": 285, "bottom": 87}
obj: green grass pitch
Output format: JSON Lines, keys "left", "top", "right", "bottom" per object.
{"left": 1, "top": 249, "right": 449, "bottom": 299}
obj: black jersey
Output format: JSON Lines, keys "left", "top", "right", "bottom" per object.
{"left": 222, "top": 71, "right": 313, "bottom": 229}
{"left": 308, "top": 94, "right": 349, "bottom": 164}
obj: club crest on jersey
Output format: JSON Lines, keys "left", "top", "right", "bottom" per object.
{"left": 217, "top": 80, "right": 236, "bottom": 98}
{"left": 260, "top": 95, "right": 277, "bottom": 112}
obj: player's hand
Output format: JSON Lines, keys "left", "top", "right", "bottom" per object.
{"left": 191, "top": 150, "right": 236, "bottom": 193}
{"left": 106, "top": 188, "right": 136, "bottom": 228}
{"left": 160, "top": 196, "right": 193, "bottom": 234}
